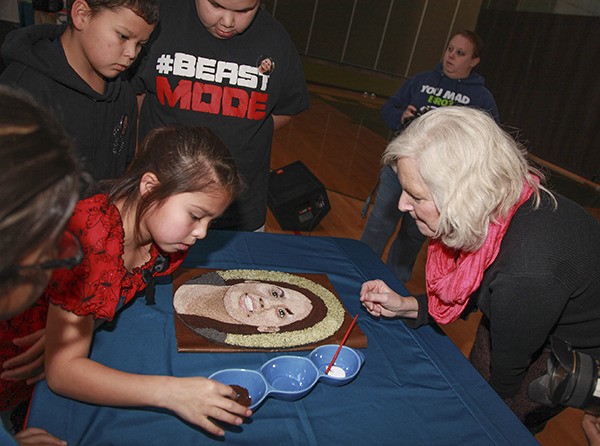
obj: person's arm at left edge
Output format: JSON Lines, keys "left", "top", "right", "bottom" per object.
{"left": 1, "top": 329, "right": 45, "bottom": 385}
{"left": 272, "top": 114, "right": 292, "bottom": 130}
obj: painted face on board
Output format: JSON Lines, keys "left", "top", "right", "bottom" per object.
{"left": 195, "top": 0, "right": 260, "bottom": 39}
{"left": 442, "top": 34, "right": 480, "bottom": 80}
{"left": 223, "top": 281, "right": 313, "bottom": 332}
{"left": 68, "top": 1, "right": 155, "bottom": 86}
{"left": 396, "top": 158, "right": 440, "bottom": 238}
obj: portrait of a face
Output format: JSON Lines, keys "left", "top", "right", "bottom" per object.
{"left": 222, "top": 281, "right": 312, "bottom": 332}
{"left": 176, "top": 279, "right": 313, "bottom": 333}
{"left": 173, "top": 270, "right": 345, "bottom": 349}
{"left": 257, "top": 56, "right": 274, "bottom": 75}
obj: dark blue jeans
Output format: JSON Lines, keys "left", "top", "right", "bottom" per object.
{"left": 360, "top": 165, "right": 426, "bottom": 283}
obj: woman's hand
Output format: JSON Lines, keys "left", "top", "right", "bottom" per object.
{"left": 583, "top": 412, "right": 600, "bottom": 446}
{"left": 1, "top": 329, "right": 46, "bottom": 384}
{"left": 360, "top": 280, "right": 419, "bottom": 319}
{"left": 14, "top": 427, "right": 66, "bottom": 445}
{"left": 163, "top": 376, "right": 252, "bottom": 436}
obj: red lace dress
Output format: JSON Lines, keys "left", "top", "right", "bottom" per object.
{"left": 0, "top": 194, "right": 186, "bottom": 411}
{"left": 0, "top": 298, "right": 48, "bottom": 411}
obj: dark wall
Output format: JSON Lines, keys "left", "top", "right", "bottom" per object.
{"left": 262, "top": 0, "right": 482, "bottom": 78}
{"left": 259, "top": 1, "right": 598, "bottom": 182}
{"left": 476, "top": 10, "right": 599, "bottom": 182}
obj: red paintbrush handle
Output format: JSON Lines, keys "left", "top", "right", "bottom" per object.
{"left": 325, "top": 314, "right": 358, "bottom": 374}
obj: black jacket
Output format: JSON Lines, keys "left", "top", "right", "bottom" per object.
{"left": 408, "top": 193, "right": 600, "bottom": 398}
{"left": 0, "top": 24, "right": 137, "bottom": 181}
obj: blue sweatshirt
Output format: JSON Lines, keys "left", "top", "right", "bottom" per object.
{"left": 381, "top": 63, "right": 499, "bottom": 132}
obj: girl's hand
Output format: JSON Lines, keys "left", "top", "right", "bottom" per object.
{"left": 14, "top": 427, "right": 67, "bottom": 445}
{"left": 360, "top": 280, "right": 418, "bottom": 319}
{"left": 163, "top": 376, "right": 252, "bottom": 436}
{"left": 1, "top": 329, "right": 46, "bottom": 384}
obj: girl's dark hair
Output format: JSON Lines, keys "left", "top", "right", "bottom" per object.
{"left": 66, "top": 0, "right": 160, "bottom": 26}
{"left": 104, "top": 126, "right": 244, "bottom": 244}
{"left": 451, "top": 29, "right": 485, "bottom": 59}
{"left": 0, "top": 86, "right": 81, "bottom": 292}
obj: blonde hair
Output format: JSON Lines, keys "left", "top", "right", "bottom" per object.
{"left": 382, "top": 107, "right": 554, "bottom": 251}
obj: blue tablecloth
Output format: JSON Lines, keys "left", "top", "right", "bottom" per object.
{"left": 27, "top": 231, "right": 537, "bottom": 445}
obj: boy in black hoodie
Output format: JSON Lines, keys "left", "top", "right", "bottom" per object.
{"left": 0, "top": 0, "right": 158, "bottom": 182}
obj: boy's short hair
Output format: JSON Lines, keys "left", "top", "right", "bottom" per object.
{"left": 66, "top": 0, "right": 159, "bottom": 26}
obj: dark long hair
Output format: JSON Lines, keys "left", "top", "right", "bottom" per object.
{"left": 103, "top": 125, "right": 244, "bottom": 245}
{"left": 0, "top": 86, "right": 81, "bottom": 291}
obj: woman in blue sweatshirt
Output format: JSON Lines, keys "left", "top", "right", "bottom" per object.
{"left": 361, "top": 30, "right": 499, "bottom": 285}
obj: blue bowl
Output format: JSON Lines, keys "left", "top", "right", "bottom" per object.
{"left": 208, "top": 368, "right": 268, "bottom": 410}
{"left": 208, "top": 346, "right": 366, "bottom": 410}
{"left": 259, "top": 356, "right": 319, "bottom": 401}
{"left": 308, "top": 345, "right": 365, "bottom": 386}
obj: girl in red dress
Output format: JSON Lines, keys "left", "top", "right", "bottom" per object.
{"left": 42, "top": 125, "right": 248, "bottom": 437}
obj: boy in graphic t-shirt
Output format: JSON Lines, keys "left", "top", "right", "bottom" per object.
{"left": 133, "top": 0, "right": 310, "bottom": 232}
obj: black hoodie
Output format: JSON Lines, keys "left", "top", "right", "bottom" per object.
{"left": 0, "top": 24, "right": 137, "bottom": 182}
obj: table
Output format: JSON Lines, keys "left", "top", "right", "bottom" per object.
{"left": 27, "top": 231, "right": 537, "bottom": 445}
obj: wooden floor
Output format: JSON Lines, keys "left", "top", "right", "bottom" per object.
{"left": 267, "top": 83, "right": 599, "bottom": 446}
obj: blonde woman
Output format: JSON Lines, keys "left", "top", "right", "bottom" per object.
{"left": 360, "top": 107, "right": 600, "bottom": 433}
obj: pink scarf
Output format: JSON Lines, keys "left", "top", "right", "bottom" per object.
{"left": 425, "top": 181, "right": 534, "bottom": 324}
